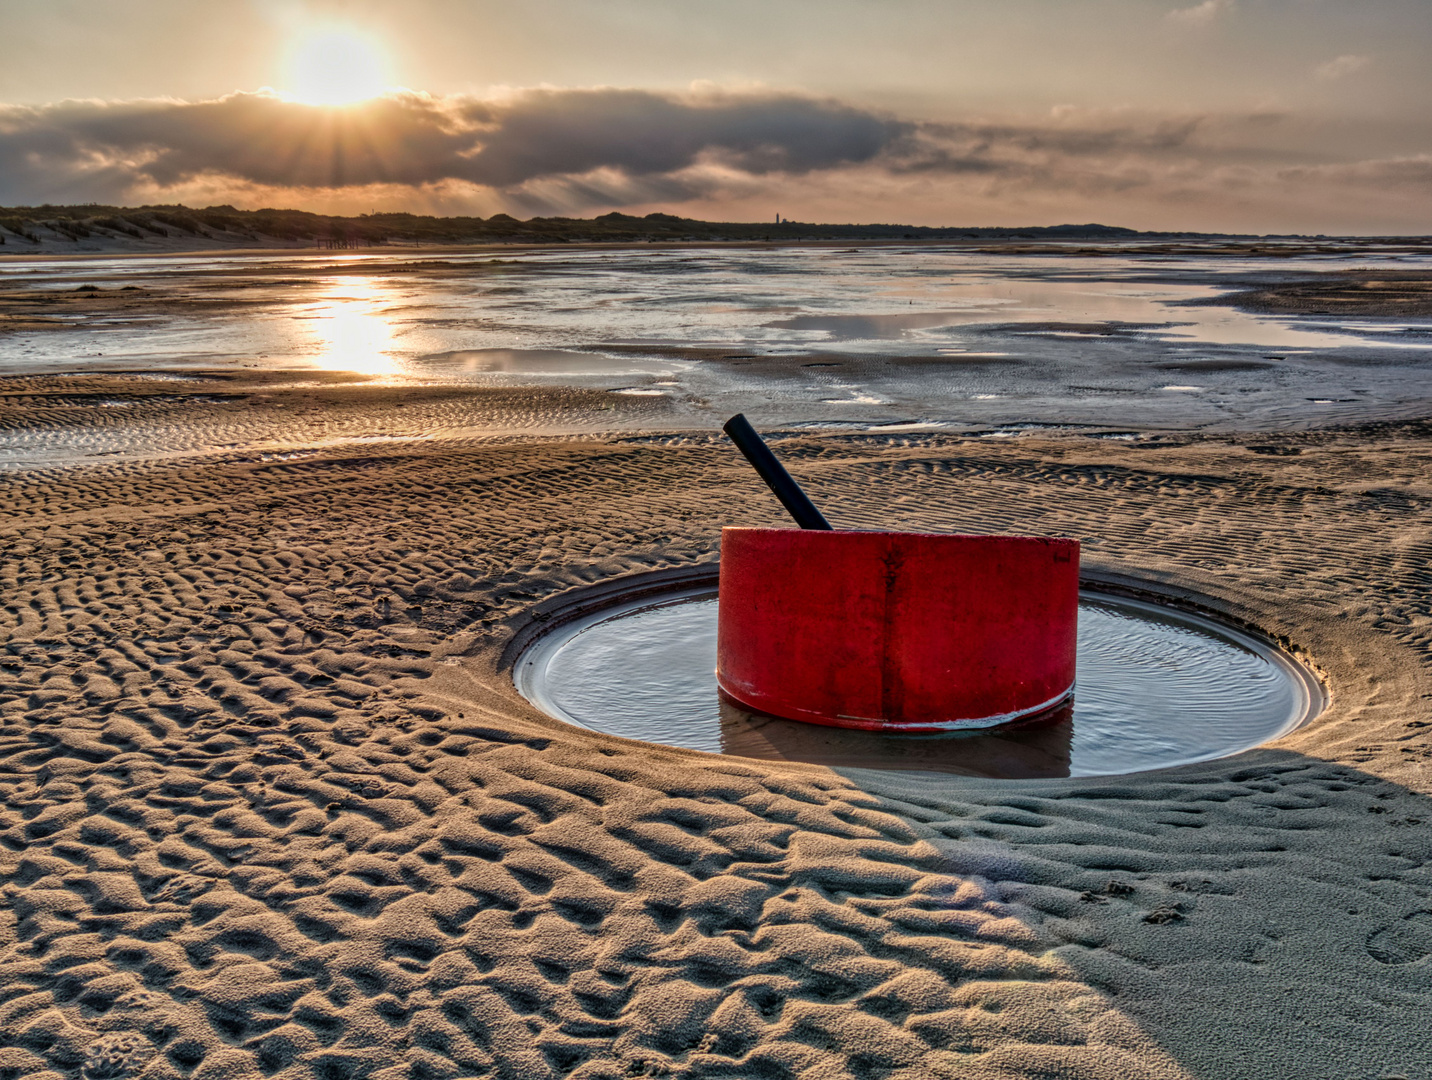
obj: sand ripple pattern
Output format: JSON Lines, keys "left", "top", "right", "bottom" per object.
{"left": 1, "top": 403, "right": 1429, "bottom": 1078}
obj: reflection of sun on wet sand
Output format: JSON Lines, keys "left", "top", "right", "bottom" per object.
{"left": 4, "top": 248, "right": 1431, "bottom": 439}
{"left": 305, "top": 276, "right": 403, "bottom": 376}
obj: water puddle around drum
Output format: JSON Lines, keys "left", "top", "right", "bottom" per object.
{"left": 516, "top": 589, "right": 1321, "bottom": 778}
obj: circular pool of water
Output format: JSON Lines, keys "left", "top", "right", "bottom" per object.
{"left": 514, "top": 582, "right": 1322, "bottom": 778}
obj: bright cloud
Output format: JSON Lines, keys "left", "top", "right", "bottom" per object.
{"left": 1166, "top": 0, "right": 1235, "bottom": 25}
{"left": 1315, "top": 54, "right": 1371, "bottom": 81}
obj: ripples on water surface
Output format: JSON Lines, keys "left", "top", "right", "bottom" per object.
{"left": 522, "top": 593, "right": 1318, "bottom": 779}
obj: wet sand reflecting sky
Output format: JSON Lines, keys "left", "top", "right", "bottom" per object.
{"left": 3, "top": 244, "right": 1431, "bottom": 430}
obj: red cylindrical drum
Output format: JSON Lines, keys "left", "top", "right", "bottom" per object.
{"left": 716, "top": 527, "right": 1079, "bottom": 731}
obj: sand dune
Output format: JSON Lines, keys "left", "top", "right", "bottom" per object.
{"left": 0, "top": 382, "right": 1429, "bottom": 1077}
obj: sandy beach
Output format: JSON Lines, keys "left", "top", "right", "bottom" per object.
{"left": 1, "top": 254, "right": 1430, "bottom": 1079}
{"left": 8, "top": 0, "right": 1432, "bottom": 1069}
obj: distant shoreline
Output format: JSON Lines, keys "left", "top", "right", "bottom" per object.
{"left": 4, "top": 203, "right": 1432, "bottom": 258}
{"left": 7, "top": 234, "right": 1432, "bottom": 265}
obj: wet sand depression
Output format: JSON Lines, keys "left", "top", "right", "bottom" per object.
{"left": 1, "top": 246, "right": 1431, "bottom": 1079}
{"left": 0, "top": 371, "right": 1429, "bottom": 1079}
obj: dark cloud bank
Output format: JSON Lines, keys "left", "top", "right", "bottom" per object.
{"left": 1, "top": 87, "right": 1427, "bottom": 226}
{"left": 0, "top": 89, "right": 910, "bottom": 204}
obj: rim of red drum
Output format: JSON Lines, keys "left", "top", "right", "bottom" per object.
{"left": 716, "top": 526, "right": 1081, "bottom": 732}
{"left": 713, "top": 685, "right": 1077, "bottom": 733}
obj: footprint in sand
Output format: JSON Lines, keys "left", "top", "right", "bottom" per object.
{"left": 149, "top": 873, "right": 213, "bottom": 904}
{"left": 1365, "top": 912, "right": 1432, "bottom": 965}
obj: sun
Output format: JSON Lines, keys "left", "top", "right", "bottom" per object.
{"left": 286, "top": 27, "right": 391, "bottom": 106}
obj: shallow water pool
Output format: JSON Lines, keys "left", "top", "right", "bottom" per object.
{"left": 516, "top": 588, "right": 1321, "bottom": 778}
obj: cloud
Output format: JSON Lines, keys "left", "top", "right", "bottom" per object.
{"left": 0, "top": 86, "right": 1427, "bottom": 232}
{"left": 0, "top": 88, "right": 908, "bottom": 207}
{"left": 1166, "top": 0, "right": 1234, "bottom": 25}
{"left": 0, "top": 90, "right": 1253, "bottom": 214}
{"left": 459, "top": 89, "right": 908, "bottom": 187}
{"left": 1278, "top": 153, "right": 1432, "bottom": 188}
{"left": 1315, "top": 54, "right": 1371, "bottom": 81}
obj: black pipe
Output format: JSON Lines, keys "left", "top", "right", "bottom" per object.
{"left": 723, "top": 414, "right": 833, "bottom": 530}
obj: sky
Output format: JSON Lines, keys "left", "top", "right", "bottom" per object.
{"left": 1, "top": 0, "right": 1429, "bottom": 233}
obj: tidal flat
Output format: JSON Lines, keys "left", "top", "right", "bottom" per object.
{"left": 0, "top": 241, "right": 1429, "bottom": 1080}
{"left": 3, "top": 242, "right": 1432, "bottom": 465}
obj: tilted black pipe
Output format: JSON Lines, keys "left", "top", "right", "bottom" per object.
{"left": 722, "top": 414, "right": 833, "bottom": 530}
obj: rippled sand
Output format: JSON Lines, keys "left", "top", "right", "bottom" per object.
{"left": 1, "top": 371, "right": 1430, "bottom": 1077}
